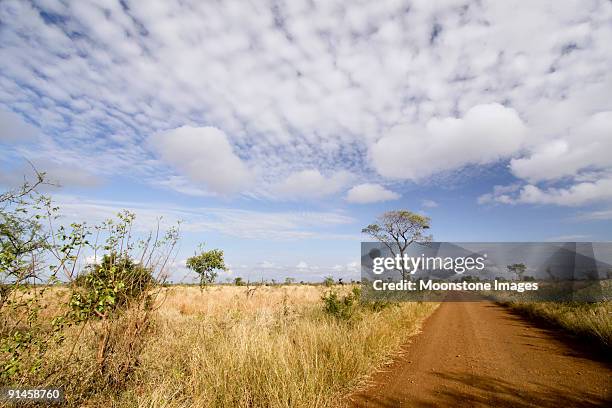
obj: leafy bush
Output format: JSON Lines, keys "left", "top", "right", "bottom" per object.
{"left": 321, "top": 286, "right": 396, "bottom": 321}
{"left": 323, "top": 276, "right": 334, "bottom": 287}
{"left": 0, "top": 173, "right": 182, "bottom": 391}
{"left": 321, "top": 287, "right": 360, "bottom": 320}
{"left": 71, "top": 253, "right": 154, "bottom": 321}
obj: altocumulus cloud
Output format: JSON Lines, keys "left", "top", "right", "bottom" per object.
{"left": 0, "top": 0, "right": 610, "bottom": 204}
{"left": 346, "top": 183, "right": 400, "bottom": 204}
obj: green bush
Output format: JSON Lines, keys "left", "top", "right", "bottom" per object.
{"left": 71, "top": 253, "right": 154, "bottom": 321}
{"left": 321, "top": 287, "right": 360, "bottom": 320}
{"left": 321, "top": 286, "right": 396, "bottom": 321}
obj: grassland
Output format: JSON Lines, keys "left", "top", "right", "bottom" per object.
{"left": 489, "top": 280, "right": 612, "bottom": 349}
{"left": 501, "top": 300, "right": 612, "bottom": 348}
{"left": 5, "top": 285, "right": 437, "bottom": 407}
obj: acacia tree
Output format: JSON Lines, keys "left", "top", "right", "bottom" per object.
{"left": 362, "top": 210, "right": 431, "bottom": 281}
{"left": 186, "top": 245, "right": 227, "bottom": 289}
{"left": 507, "top": 263, "right": 526, "bottom": 281}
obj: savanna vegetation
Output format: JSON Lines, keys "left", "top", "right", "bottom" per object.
{"left": 0, "top": 173, "right": 438, "bottom": 407}
{"left": 500, "top": 300, "right": 612, "bottom": 349}
{"left": 492, "top": 275, "right": 611, "bottom": 348}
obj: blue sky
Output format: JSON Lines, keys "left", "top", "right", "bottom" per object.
{"left": 1, "top": 0, "right": 611, "bottom": 282}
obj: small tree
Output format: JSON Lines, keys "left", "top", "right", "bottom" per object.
{"left": 362, "top": 210, "right": 431, "bottom": 281}
{"left": 186, "top": 246, "right": 226, "bottom": 289}
{"left": 323, "top": 276, "right": 334, "bottom": 287}
{"left": 0, "top": 170, "right": 56, "bottom": 380}
{"left": 284, "top": 277, "right": 295, "bottom": 285}
{"left": 507, "top": 263, "right": 526, "bottom": 281}
{"left": 1, "top": 169, "right": 51, "bottom": 308}
{"left": 234, "top": 276, "right": 245, "bottom": 286}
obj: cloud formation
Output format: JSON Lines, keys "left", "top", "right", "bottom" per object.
{"left": 275, "top": 169, "right": 352, "bottom": 199}
{"left": 0, "top": 0, "right": 610, "bottom": 203}
{"left": 480, "top": 110, "right": 612, "bottom": 206}
{"left": 371, "top": 103, "right": 527, "bottom": 180}
{"left": 346, "top": 183, "right": 400, "bottom": 204}
{"left": 53, "top": 195, "right": 358, "bottom": 240}
{"left": 150, "top": 126, "right": 252, "bottom": 194}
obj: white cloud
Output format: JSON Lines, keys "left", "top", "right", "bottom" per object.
{"left": 421, "top": 199, "right": 438, "bottom": 208}
{"left": 510, "top": 111, "right": 612, "bottom": 183}
{"left": 346, "top": 183, "right": 400, "bottom": 204}
{"left": 1, "top": 0, "right": 611, "bottom": 203}
{"left": 331, "top": 261, "right": 360, "bottom": 277}
{"left": 371, "top": 104, "right": 527, "bottom": 180}
{"left": 51, "top": 195, "right": 358, "bottom": 240}
{"left": 149, "top": 126, "right": 252, "bottom": 194}
{"left": 276, "top": 169, "right": 352, "bottom": 199}
{"left": 478, "top": 111, "right": 612, "bottom": 207}
{"left": 150, "top": 175, "right": 215, "bottom": 197}
{"left": 296, "top": 261, "right": 308, "bottom": 269}
{"left": 478, "top": 184, "right": 522, "bottom": 205}
{"left": 0, "top": 109, "right": 38, "bottom": 142}
{"left": 480, "top": 177, "right": 612, "bottom": 206}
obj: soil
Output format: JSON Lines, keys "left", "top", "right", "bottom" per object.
{"left": 349, "top": 301, "right": 612, "bottom": 407}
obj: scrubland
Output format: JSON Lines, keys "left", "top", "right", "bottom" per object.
{"left": 4, "top": 285, "right": 437, "bottom": 407}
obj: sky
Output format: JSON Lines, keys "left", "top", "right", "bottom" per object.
{"left": 1, "top": 0, "right": 611, "bottom": 282}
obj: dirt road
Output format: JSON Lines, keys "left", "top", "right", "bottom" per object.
{"left": 350, "top": 301, "right": 611, "bottom": 407}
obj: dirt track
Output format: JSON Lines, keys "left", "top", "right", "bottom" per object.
{"left": 350, "top": 301, "right": 611, "bottom": 407}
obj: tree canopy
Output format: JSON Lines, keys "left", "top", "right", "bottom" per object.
{"left": 362, "top": 210, "right": 432, "bottom": 280}
{"left": 186, "top": 246, "right": 226, "bottom": 288}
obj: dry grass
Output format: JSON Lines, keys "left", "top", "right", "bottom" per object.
{"left": 503, "top": 300, "right": 612, "bottom": 348}
{"left": 6, "top": 285, "right": 437, "bottom": 407}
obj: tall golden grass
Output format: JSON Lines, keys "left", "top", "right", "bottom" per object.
{"left": 503, "top": 300, "right": 611, "bottom": 348}
{"left": 13, "top": 285, "right": 437, "bottom": 407}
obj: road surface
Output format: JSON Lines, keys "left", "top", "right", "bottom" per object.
{"left": 350, "top": 301, "right": 611, "bottom": 407}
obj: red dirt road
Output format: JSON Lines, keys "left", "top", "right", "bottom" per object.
{"left": 350, "top": 301, "right": 611, "bottom": 407}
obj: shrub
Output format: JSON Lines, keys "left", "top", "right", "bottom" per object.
{"left": 71, "top": 253, "right": 155, "bottom": 321}
{"left": 321, "top": 287, "right": 360, "bottom": 320}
